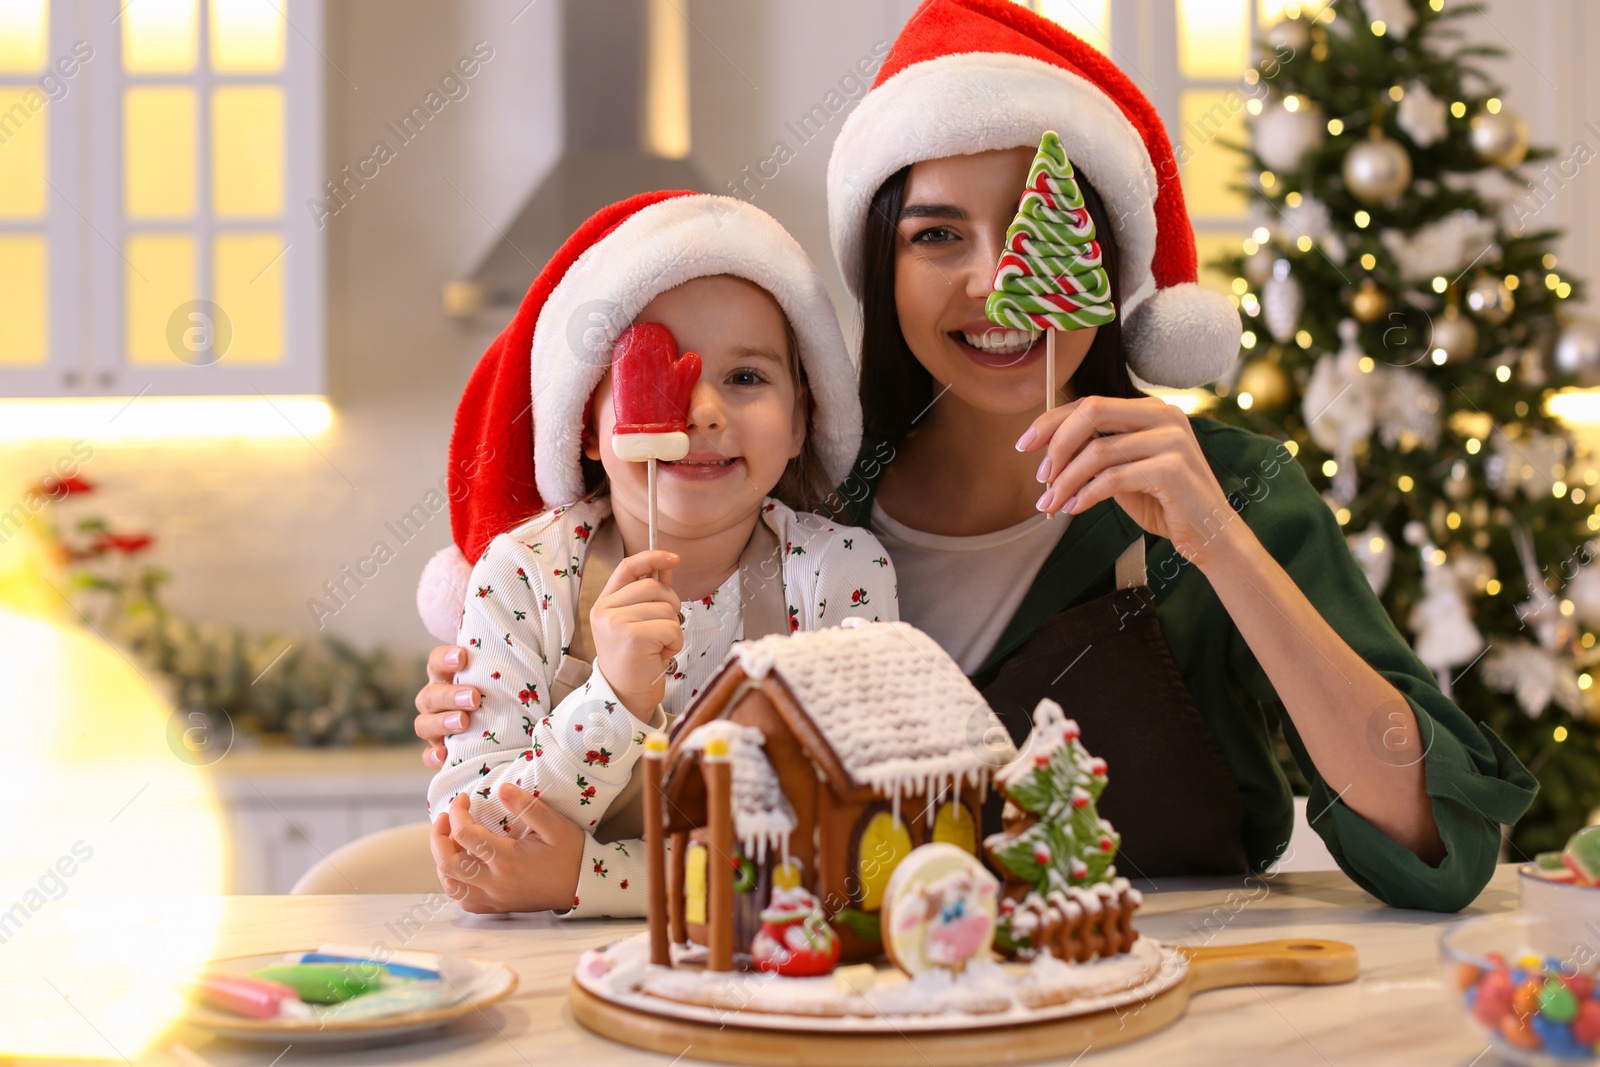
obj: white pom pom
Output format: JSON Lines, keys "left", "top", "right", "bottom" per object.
{"left": 1122, "top": 282, "right": 1241, "bottom": 388}
{"left": 417, "top": 544, "right": 472, "bottom": 643}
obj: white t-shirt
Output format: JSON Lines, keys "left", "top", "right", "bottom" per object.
{"left": 870, "top": 500, "right": 1070, "bottom": 674}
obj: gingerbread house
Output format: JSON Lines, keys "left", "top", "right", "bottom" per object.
{"left": 639, "top": 619, "right": 1018, "bottom": 970}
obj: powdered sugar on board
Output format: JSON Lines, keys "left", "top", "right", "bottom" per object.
{"left": 573, "top": 933, "right": 1182, "bottom": 1033}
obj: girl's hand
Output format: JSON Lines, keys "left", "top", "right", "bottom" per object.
{"left": 430, "top": 784, "right": 585, "bottom": 914}
{"left": 589, "top": 550, "right": 683, "bottom": 719}
{"left": 414, "top": 645, "right": 480, "bottom": 769}
{"left": 1019, "top": 395, "right": 1244, "bottom": 567}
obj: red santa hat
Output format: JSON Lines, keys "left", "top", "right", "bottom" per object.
{"left": 827, "top": 0, "right": 1240, "bottom": 388}
{"left": 417, "top": 191, "right": 861, "bottom": 641}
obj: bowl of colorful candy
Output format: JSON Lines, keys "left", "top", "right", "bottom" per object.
{"left": 1521, "top": 827, "right": 1600, "bottom": 922}
{"left": 1441, "top": 913, "right": 1600, "bottom": 1063}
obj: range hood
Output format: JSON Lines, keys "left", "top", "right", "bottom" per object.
{"left": 445, "top": 0, "right": 708, "bottom": 317}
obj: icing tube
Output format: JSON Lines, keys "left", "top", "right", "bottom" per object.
{"left": 315, "top": 943, "right": 443, "bottom": 974}
{"left": 189, "top": 974, "right": 306, "bottom": 1020}
{"left": 610, "top": 323, "right": 702, "bottom": 463}
{"left": 299, "top": 952, "right": 440, "bottom": 981}
{"left": 249, "top": 963, "right": 384, "bottom": 1003}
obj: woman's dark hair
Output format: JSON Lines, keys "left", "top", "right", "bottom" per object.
{"left": 858, "top": 163, "right": 1143, "bottom": 443}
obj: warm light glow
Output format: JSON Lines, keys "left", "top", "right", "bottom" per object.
{"left": 1486, "top": 97, "right": 1502, "bottom": 114}
{"left": 645, "top": 0, "right": 690, "bottom": 159}
{"left": 1323, "top": 459, "right": 1338, "bottom": 476}
{"left": 1037, "top": 0, "right": 1111, "bottom": 52}
{"left": 1432, "top": 276, "right": 1448, "bottom": 293}
{"left": 1296, "top": 235, "right": 1313, "bottom": 252}
{"left": 1546, "top": 389, "right": 1600, "bottom": 426}
{"left": 1242, "top": 330, "right": 1258, "bottom": 348}
{"left": 1496, "top": 365, "right": 1512, "bottom": 382}
{"left": 1486, "top": 578, "right": 1501, "bottom": 595}
{"left": 123, "top": 0, "right": 199, "bottom": 72}
{"left": 1398, "top": 475, "right": 1414, "bottom": 491}
{"left": 1328, "top": 118, "right": 1344, "bottom": 136}
{"left": 1556, "top": 725, "right": 1571, "bottom": 741}
{"left": 0, "top": 0, "right": 47, "bottom": 72}
{"left": 1177, "top": 0, "right": 1248, "bottom": 78}
{"left": 1238, "top": 391, "right": 1254, "bottom": 410}
{"left": 0, "top": 236, "right": 48, "bottom": 366}
{"left": 0, "top": 609, "right": 226, "bottom": 1057}
{"left": 1431, "top": 349, "right": 1447, "bottom": 365}
{"left": 1545, "top": 253, "right": 1559, "bottom": 269}
{"left": 1285, "top": 439, "right": 1299, "bottom": 457}
{"left": 1296, "top": 330, "right": 1312, "bottom": 348}
{"left": 1506, "top": 274, "right": 1520, "bottom": 290}
{"left": 0, "top": 396, "right": 333, "bottom": 442}
{"left": 0, "top": 88, "right": 48, "bottom": 219}
{"left": 1466, "top": 438, "right": 1481, "bottom": 453}
{"left": 1180, "top": 90, "right": 1248, "bottom": 218}
{"left": 1360, "top": 253, "right": 1377, "bottom": 270}
{"left": 1358, "top": 356, "right": 1375, "bottom": 373}
{"left": 1371, "top": 19, "right": 1387, "bottom": 35}
{"left": 212, "top": 86, "right": 285, "bottom": 216}
{"left": 1336, "top": 507, "right": 1351, "bottom": 525}
{"left": 1253, "top": 226, "right": 1271, "bottom": 243}
{"left": 1354, "top": 210, "right": 1371, "bottom": 228}
{"left": 1152, "top": 388, "right": 1213, "bottom": 415}
{"left": 209, "top": 0, "right": 286, "bottom": 71}
{"left": 1451, "top": 101, "right": 1467, "bottom": 118}
{"left": 125, "top": 86, "right": 198, "bottom": 218}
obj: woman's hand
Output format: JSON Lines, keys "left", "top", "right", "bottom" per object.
{"left": 414, "top": 645, "right": 480, "bottom": 769}
{"left": 430, "top": 784, "right": 585, "bottom": 913}
{"left": 590, "top": 549, "right": 683, "bottom": 719}
{"left": 1020, "top": 395, "right": 1243, "bottom": 567}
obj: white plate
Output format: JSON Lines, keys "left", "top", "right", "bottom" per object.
{"left": 177, "top": 949, "right": 518, "bottom": 1045}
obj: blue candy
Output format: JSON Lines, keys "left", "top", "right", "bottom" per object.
{"left": 1531, "top": 1014, "right": 1588, "bottom": 1060}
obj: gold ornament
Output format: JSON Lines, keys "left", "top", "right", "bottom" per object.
{"left": 1350, "top": 278, "right": 1389, "bottom": 323}
{"left": 1464, "top": 274, "right": 1514, "bottom": 325}
{"left": 1430, "top": 304, "right": 1479, "bottom": 363}
{"left": 1342, "top": 130, "right": 1412, "bottom": 205}
{"left": 1237, "top": 359, "right": 1292, "bottom": 411}
{"left": 1469, "top": 107, "right": 1530, "bottom": 168}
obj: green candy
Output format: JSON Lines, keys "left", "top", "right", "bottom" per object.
{"left": 987, "top": 130, "right": 1115, "bottom": 332}
{"left": 250, "top": 963, "right": 384, "bottom": 1004}
{"left": 1540, "top": 980, "right": 1580, "bottom": 1023}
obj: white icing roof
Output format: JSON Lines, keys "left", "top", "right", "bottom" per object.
{"left": 683, "top": 720, "right": 796, "bottom": 862}
{"left": 730, "top": 619, "right": 1016, "bottom": 799}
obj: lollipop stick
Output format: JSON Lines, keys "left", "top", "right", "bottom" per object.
{"left": 1045, "top": 328, "right": 1057, "bottom": 521}
{"left": 1046, "top": 328, "right": 1057, "bottom": 413}
{"left": 647, "top": 457, "right": 660, "bottom": 578}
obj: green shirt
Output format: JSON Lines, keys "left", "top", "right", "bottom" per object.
{"left": 839, "top": 416, "right": 1536, "bottom": 911}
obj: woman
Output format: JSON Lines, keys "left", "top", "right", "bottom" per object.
{"left": 416, "top": 0, "right": 1534, "bottom": 911}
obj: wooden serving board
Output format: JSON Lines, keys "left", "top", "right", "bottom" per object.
{"left": 568, "top": 939, "right": 1358, "bottom": 1066}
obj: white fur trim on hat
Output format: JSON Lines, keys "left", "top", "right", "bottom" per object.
{"left": 418, "top": 543, "right": 471, "bottom": 643}
{"left": 828, "top": 52, "right": 1158, "bottom": 313}
{"left": 532, "top": 196, "right": 861, "bottom": 506}
{"left": 1123, "top": 283, "right": 1242, "bottom": 388}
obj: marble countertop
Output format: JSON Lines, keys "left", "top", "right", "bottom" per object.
{"left": 12, "top": 865, "right": 1530, "bottom": 1066}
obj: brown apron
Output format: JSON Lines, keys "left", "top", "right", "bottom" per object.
{"left": 550, "top": 515, "right": 788, "bottom": 844}
{"left": 979, "top": 536, "right": 1249, "bottom": 879}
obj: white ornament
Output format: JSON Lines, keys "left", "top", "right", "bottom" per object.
{"left": 1262, "top": 259, "right": 1303, "bottom": 344}
{"left": 1397, "top": 82, "right": 1448, "bottom": 147}
{"left": 1565, "top": 559, "right": 1600, "bottom": 630}
{"left": 1374, "top": 366, "right": 1441, "bottom": 451}
{"left": 1347, "top": 524, "right": 1394, "bottom": 595}
{"left": 1303, "top": 320, "right": 1375, "bottom": 504}
{"left": 1276, "top": 194, "right": 1347, "bottom": 264}
{"left": 1265, "top": 16, "right": 1310, "bottom": 53}
{"left": 1485, "top": 429, "right": 1568, "bottom": 502}
{"left": 1554, "top": 322, "right": 1600, "bottom": 386}
{"left": 1343, "top": 133, "right": 1412, "bottom": 205}
{"left": 1379, "top": 211, "right": 1500, "bottom": 284}
{"left": 1483, "top": 640, "right": 1583, "bottom": 718}
{"left": 1470, "top": 108, "right": 1530, "bottom": 168}
{"left": 1254, "top": 98, "right": 1325, "bottom": 174}
{"left": 1408, "top": 540, "right": 1484, "bottom": 693}
{"left": 1361, "top": 0, "right": 1416, "bottom": 36}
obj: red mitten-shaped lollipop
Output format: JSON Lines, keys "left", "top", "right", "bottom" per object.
{"left": 610, "top": 323, "right": 702, "bottom": 463}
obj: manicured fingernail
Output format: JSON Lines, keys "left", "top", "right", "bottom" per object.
{"left": 1036, "top": 489, "right": 1053, "bottom": 512}
{"left": 1036, "top": 456, "right": 1052, "bottom": 483}
{"left": 1015, "top": 427, "right": 1039, "bottom": 451}
{"left": 444, "top": 648, "right": 463, "bottom": 668}
{"left": 1063, "top": 494, "right": 1079, "bottom": 513}
{"left": 454, "top": 687, "right": 475, "bottom": 709}
{"left": 445, "top": 712, "right": 465, "bottom": 731}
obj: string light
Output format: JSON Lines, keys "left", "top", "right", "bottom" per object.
{"left": 1450, "top": 101, "right": 1467, "bottom": 118}
{"left": 1398, "top": 475, "right": 1414, "bottom": 491}
{"left": 1466, "top": 438, "right": 1481, "bottom": 454}
{"left": 1486, "top": 578, "right": 1502, "bottom": 594}
{"left": 1247, "top": 98, "right": 1263, "bottom": 115}
{"left": 1556, "top": 725, "right": 1571, "bottom": 741}
{"left": 1285, "top": 439, "right": 1299, "bottom": 457}
{"left": 1253, "top": 226, "right": 1271, "bottom": 243}
{"left": 1232, "top": 277, "right": 1250, "bottom": 294}
{"left": 1505, "top": 275, "right": 1519, "bottom": 291}
{"left": 1371, "top": 19, "right": 1387, "bottom": 35}
{"left": 1242, "top": 330, "right": 1258, "bottom": 348}
{"left": 1296, "top": 330, "right": 1313, "bottom": 348}
{"left": 1336, "top": 507, "right": 1351, "bottom": 525}
{"left": 1432, "top": 348, "right": 1448, "bottom": 365}
{"left": 1360, "top": 253, "right": 1377, "bottom": 269}
{"left": 1238, "top": 392, "right": 1255, "bottom": 410}
{"left": 1358, "top": 356, "right": 1375, "bottom": 372}
{"left": 1243, "top": 237, "right": 1259, "bottom": 254}
{"left": 1328, "top": 118, "right": 1345, "bottom": 135}
{"left": 1354, "top": 210, "right": 1371, "bottom": 228}
{"left": 1388, "top": 85, "right": 1405, "bottom": 101}
{"left": 1545, "top": 253, "right": 1559, "bottom": 269}
{"left": 1496, "top": 365, "right": 1512, "bottom": 382}
{"left": 1323, "top": 459, "right": 1339, "bottom": 476}
{"left": 1296, "top": 235, "right": 1313, "bottom": 251}
{"left": 1486, "top": 97, "right": 1502, "bottom": 114}
{"left": 1432, "top": 276, "right": 1448, "bottom": 293}
{"left": 1558, "top": 282, "right": 1573, "bottom": 299}
{"left": 1284, "top": 95, "right": 1301, "bottom": 112}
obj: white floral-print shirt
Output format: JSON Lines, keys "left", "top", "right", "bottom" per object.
{"left": 428, "top": 496, "right": 898, "bottom": 917}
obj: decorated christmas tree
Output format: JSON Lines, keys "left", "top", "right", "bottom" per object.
{"left": 984, "top": 700, "right": 1133, "bottom": 957}
{"left": 1211, "top": 0, "right": 1600, "bottom": 852}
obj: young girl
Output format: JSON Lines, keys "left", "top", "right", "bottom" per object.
{"left": 417, "top": 192, "right": 897, "bottom": 917}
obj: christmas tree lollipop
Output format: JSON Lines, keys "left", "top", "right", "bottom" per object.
{"left": 986, "top": 131, "right": 1117, "bottom": 425}
{"left": 610, "top": 323, "right": 702, "bottom": 551}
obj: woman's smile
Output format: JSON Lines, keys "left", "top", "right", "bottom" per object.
{"left": 948, "top": 320, "right": 1045, "bottom": 370}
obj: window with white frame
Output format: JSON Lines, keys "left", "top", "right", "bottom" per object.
{"left": 0, "top": 0, "right": 323, "bottom": 398}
